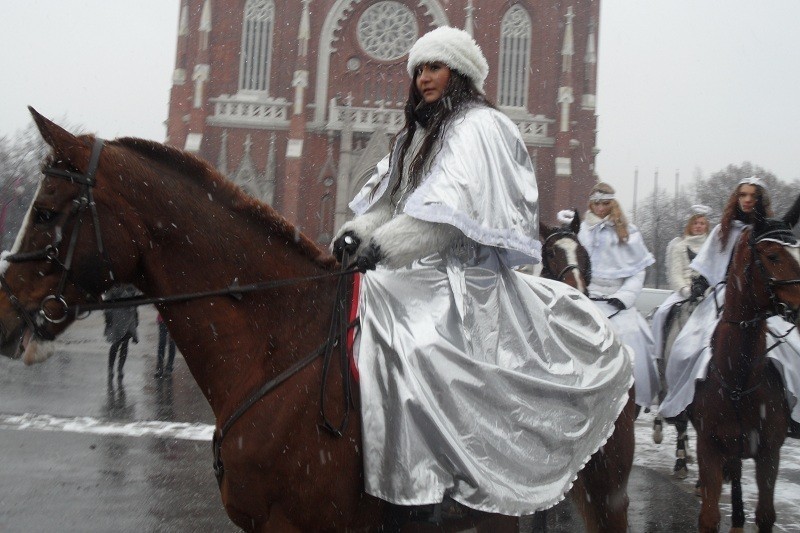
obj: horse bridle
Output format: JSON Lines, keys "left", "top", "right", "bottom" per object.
{"left": 0, "top": 137, "right": 113, "bottom": 341}
{"left": 712, "top": 226, "right": 800, "bottom": 405}
{"left": 750, "top": 227, "right": 800, "bottom": 323}
{"left": 540, "top": 230, "right": 582, "bottom": 282}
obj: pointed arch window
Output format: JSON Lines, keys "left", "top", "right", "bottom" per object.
{"left": 239, "top": 0, "right": 275, "bottom": 93}
{"left": 498, "top": 5, "right": 532, "bottom": 108}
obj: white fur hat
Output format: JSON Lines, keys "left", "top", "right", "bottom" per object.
{"left": 407, "top": 26, "right": 489, "bottom": 94}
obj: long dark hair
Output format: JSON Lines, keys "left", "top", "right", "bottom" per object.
{"left": 386, "top": 69, "right": 494, "bottom": 202}
{"left": 719, "top": 183, "right": 772, "bottom": 247}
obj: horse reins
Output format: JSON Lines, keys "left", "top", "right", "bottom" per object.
{"left": 711, "top": 226, "right": 800, "bottom": 430}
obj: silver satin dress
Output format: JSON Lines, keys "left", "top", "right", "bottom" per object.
{"left": 351, "top": 106, "right": 633, "bottom": 515}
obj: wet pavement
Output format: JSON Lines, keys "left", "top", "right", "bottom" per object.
{"left": 0, "top": 307, "right": 797, "bottom": 532}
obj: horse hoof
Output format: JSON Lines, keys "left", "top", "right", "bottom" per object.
{"left": 652, "top": 419, "right": 663, "bottom": 444}
{"left": 673, "top": 468, "right": 688, "bottom": 480}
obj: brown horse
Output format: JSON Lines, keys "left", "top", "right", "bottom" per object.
{"left": 0, "top": 110, "right": 633, "bottom": 532}
{"left": 690, "top": 218, "right": 800, "bottom": 532}
{"left": 539, "top": 209, "right": 591, "bottom": 295}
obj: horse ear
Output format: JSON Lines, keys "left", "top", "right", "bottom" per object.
{"left": 28, "top": 106, "right": 90, "bottom": 167}
{"left": 539, "top": 222, "right": 551, "bottom": 240}
{"left": 570, "top": 208, "right": 581, "bottom": 234}
{"left": 752, "top": 215, "right": 768, "bottom": 240}
{"left": 782, "top": 193, "right": 800, "bottom": 228}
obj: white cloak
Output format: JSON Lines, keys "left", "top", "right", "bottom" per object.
{"left": 349, "top": 106, "right": 633, "bottom": 515}
{"left": 578, "top": 213, "right": 659, "bottom": 408}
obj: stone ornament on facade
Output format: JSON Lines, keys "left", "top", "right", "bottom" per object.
{"left": 357, "top": 1, "right": 418, "bottom": 61}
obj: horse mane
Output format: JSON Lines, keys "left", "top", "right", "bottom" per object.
{"left": 110, "top": 136, "right": 336, "bottom": 269}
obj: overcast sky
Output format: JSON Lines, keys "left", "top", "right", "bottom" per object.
{"left": 2, "top": 1, "right": 799, "bottom": 212}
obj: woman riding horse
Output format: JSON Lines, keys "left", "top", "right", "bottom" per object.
{"left": 578, "top": 182, "right": 660, "bottom": 411}
{"left": 649, "top": 205, "right": 711, "bottom": 474}
{"left": 332, "top": 26, "right": 632, "bottom": 521}
{"left": 659, "top": 177, "right": 800, "bottom": 438}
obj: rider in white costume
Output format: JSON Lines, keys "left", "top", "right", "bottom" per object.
{"left": 659, "top": 177, "right": 800, "bottom": 437}
{"left": 651, "top": 206, "right": 711, "bottom": 375}
{"left": 578, "top": 182, "right": 659, "bottom": 410}
{"left": 331, "top": 27, "right": 632, "bottom": 516}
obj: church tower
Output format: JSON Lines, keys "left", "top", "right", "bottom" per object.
{"left": 165, "top": 0, "right": 602, "bottom": 242}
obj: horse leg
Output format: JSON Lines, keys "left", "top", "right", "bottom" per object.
{"left": 653, "top": 412, "right": 664, "bottom": 444}
{"left": 753, "top": 447, "right": 780, "bottom": 532}
{"left": 726, "top": 458, "right": 745, "bottom": 532}
{"left": 674, "top": 415, "right": 689, "bottom": 479}
{"left": 696, "top": 436, "right": 724, "bottom": 533}
{"left": 571, "top": 394, "right": 635, "bottom": 533}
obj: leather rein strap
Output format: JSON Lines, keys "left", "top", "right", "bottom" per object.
{"left": 212, "top": 262, "right": 358, "bottom": 486}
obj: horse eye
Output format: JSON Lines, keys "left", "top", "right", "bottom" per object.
{"left": 767, "top": 253, "right": 780, "bottom": 262}
{"left": 34, "top": 208, "right": 57, "bottom": 225}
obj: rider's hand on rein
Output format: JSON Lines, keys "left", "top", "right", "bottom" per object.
{"left": 356, "top": 241, "right": 383, "bottom": 273}
{"left": 333, "top": 231, "right": 361, "bottom": 263}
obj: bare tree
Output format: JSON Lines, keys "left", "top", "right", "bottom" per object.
{"left": 0, "top": 123, "right": 52, "bottom": 249}
{"left": 635, "top": 162, "right": 800, "bottom": 288}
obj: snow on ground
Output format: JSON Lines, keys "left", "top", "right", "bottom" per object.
{"left": 635, "top": 411, "right": 800, "bottom": 531}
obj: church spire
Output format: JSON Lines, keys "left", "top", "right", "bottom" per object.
{"left": 582, "top": 16, "right": 597, "bottom": 109}
{"left": 557, "top": 6, "right": 575, "bottom": 134}
{"left": 464, "top": 0, "right": 475, "bottom": 36}
{"left": 553, "top": 6, "right": 576, "bottom": 209}
{"left": 283, "top": 0, "right": 312, "bottom": 225}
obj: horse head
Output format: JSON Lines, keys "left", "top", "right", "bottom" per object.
{"left": 539, "top": 209, "right": 591, "bottom": 294}
{"left": 752, "top": 217, "right": 800, "bottom": 319}
{"left": 727, "top": 217, "right": 800, "bottom": 322}
{"left": 0, "top": 108, "right": 144, "bottom": 363}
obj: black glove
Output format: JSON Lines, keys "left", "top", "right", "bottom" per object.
{"left": 332, "top": 231, "right": 361, "bottom": 262}
{"left": 356, "top": 241, "right": 383, "bottom": 273}
{"left": 607, "top": 298, "right": 626, "bottom": 311}
{"left": 690, "top": 275, "right": 709, "bottom": 301}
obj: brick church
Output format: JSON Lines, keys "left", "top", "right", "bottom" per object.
{"left": 165, "top": 0, "right": 600, "bottom": 245}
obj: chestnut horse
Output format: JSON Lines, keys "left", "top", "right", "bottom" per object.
{"left": 1, "top": 110, "right": 633, "bottom": 532}
{"left": 539, "top": 209, "right": 591, "bottom": 295}
{"left": 690, "top": 218, "right": 800, "bottom": 532}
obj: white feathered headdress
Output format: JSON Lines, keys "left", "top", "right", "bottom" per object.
{"left": 407, "top": 26, "right": 489, "bottom": 94}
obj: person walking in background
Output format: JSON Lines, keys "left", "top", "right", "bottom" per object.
{"left": 103, "top": 285, "right": 139, "bottom": 381}
{"left": 155, "top": 313, "right": 176, "bottom": 378}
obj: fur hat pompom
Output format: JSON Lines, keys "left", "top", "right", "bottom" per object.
{"left": 407, "top": 26, "right": 489, "bottom": 94}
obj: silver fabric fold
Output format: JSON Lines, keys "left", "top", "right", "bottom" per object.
{"left": 356, "top": 243, "right": 633, "bottom": 515}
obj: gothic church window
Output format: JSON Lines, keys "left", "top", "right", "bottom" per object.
{"left": 239, "top": 0, "right": 275, "bottom": 93}
{"left": 357, "top": 1, "right": 418, "bottom": 61}
{"left": 498, "top": 5, "right": 532, "bottom": 108}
